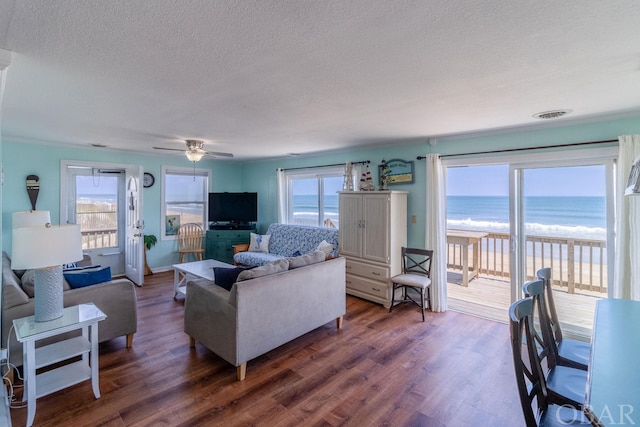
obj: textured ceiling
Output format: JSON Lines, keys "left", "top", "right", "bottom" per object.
{"left": 1, "top": 0, "right": 639, "bottom": 161}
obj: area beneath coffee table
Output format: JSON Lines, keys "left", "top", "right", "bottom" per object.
{"left": 172, "top": 259, "right": 234, "bottom": 299}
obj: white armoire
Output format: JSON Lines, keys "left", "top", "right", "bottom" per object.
{"left": 338, "top": 191, "right": 407, "bottom": 308}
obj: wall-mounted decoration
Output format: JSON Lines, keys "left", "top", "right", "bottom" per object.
{"left": 166, "top": 215, "right": 180, "bottom": 236}
{"left": 143, "top": 172, "right": 155, "bottom": 188}
{"left": 26, "top": 174, "right": 40, "bottom": 210}
{"left": 379, "top": 159, "right": 414, "bottom": 184}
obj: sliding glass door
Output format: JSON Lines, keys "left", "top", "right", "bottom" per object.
{"left": 445, "top": 147, "right": 615, "bottom": 338}
{"left": 511, "top": 161, "right": 614, "bottom": 336}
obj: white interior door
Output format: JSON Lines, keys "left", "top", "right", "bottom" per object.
{"left": 125, "top": 168, "right": 144, "bottom": 286}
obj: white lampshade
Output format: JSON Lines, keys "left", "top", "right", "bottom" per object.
{"left": 11, "top": 224, "right": 83, "bottom": 270}
{"left": 12, "top": 210, "right": 51, "bottom": 228}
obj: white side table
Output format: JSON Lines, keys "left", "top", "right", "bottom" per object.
{"left": 13, "top": 303, "right": 106, "bottom": 427}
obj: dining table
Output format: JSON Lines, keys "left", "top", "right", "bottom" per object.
{"left": 585, "top": 298, "right": 640, "bottom": 426}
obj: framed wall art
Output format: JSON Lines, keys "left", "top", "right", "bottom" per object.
{"left": 379, "top": 158, "right": 414, "bottom": 184}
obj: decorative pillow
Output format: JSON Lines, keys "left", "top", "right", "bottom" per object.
{"left": 63, "top": 266, "right": 112, "bottom": 289}
{"left": 287, "top": 250, "right": 326, "bottom": 269}
{"left": 316, "top": 240, "right": 333, "bottom": 259}
{"left": 248, "top": 233, "right": 270, "bottom": 253}
{"left": 62, "top": 262, "right": 78, "bottom": 270}
{"left": 20, "top": 269, "right": 36, "bottom": 298}
{"left": 213, "top": 266, "right": 253, "bottom": 291}
{"left": 237, "top": 258, "right": 289, "bottom": 281}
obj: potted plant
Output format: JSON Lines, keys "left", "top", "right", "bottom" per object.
{"left": 143, "top": 234, "right": 157, "bottom": 275}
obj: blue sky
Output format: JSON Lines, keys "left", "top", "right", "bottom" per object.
{"left": 447, "top": 165, "right": 606, "bottom": 197}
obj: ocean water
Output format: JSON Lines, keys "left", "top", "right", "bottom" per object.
{"left": 447, "top": 195, "right": 606, "bottom": 240}
{"left": 292, "top": 194, "right": 339, "bottom": 226}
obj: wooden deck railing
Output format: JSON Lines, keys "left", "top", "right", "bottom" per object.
{"left": 447, "top": 231, "right": 608, "bottom": 295}
{"left": 81, "top": 229, "right": 118, "bottom": 249}
{"left": 76, "top": 211, "right": 118, "bottom": 249}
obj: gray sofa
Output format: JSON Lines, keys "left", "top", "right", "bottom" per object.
{"left": 184, "top": 254, "right": 346, "bottom": 380}
{"left": 233, "top": 223, "right": 339, "bottom": 267}
{"left": 2, "top": 251, "right": 138, "bottom": 367}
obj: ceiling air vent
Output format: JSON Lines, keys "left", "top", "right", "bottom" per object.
{"left": 533, "top": 110, "right": 572, "bottom": 120}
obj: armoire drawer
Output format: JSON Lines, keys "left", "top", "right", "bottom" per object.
{"left": 345, "top": 259, "right": 389, "bottom": 281}
{"left": 345, "top": 274, "right": 388, "bottom": 299}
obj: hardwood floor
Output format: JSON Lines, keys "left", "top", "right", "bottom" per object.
{"left": 9, "top": 271, "right": 523, "bottom": 426}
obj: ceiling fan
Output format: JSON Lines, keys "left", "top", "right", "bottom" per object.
{"left": 153, "top": 139, "right": 234, "bottom": 161}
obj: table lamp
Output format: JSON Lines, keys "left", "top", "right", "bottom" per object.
{"left": 12, "top": 210, "right": 51, "bottom": 228}
{"left": 11, "top": 222, "right": 83, "bottom": 322}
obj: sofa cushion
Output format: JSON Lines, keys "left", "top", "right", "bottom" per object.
{"left": 234, "top": 251, "right": 284, "bottom": 267}
{"left": 287, "top": 250, "right": 326, "bottom": 269}
{"left": 2, "top": 252, "right": 30, "bottom": 309}
{"left": 236, "top": 258, "right": 289, "bottom": 281}
{"left": 20, "top": 269, "right": 36, "bottom": 298}
{"left": 64, "top": 266, "right": 112, "bottom": 288}
{"left": 248, "top": 233, "right": 270, "bottom": 253}
{"left": 264, "top": 223, "right": 339, "bottom": 257}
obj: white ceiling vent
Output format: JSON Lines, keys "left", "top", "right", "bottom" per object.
{"left": 533, "top": 110, "right": 572, "bottom": 119}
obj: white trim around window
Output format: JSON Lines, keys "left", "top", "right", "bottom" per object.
{"left": 161, "top": 165, "right": 210, "bottom": 240}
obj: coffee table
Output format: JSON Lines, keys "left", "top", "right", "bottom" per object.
{"left": 172, "top": 258, "right": 234, "bottom": 298}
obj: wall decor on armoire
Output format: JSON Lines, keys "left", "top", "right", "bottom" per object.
{"left": 358, "top": 162, "right": 374, "bottom": 191}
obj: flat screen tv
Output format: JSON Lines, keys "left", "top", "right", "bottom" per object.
{"left": 208, "top": 192, "right": 258, "bottom": 224}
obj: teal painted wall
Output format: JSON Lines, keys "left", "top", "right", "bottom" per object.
{"left": 2, "top": 115, "right": 640, "bottom": 271}
{"left": 242, "top": 142, "right": 429, "bottom": 249}
{"left": 241, "top": 115, "right": 640, "bottom": 251}
{"left": 2, "top": 141, "right": 242, "bottom": 269}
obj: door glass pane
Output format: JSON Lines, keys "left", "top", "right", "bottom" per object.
{"left": 76, "top": 175, "right": 118, "bottom": 249}
{"left": 522, "top": 165, "right": 606, "bottom": 334}
{"left": 446, "top": 165, "right": 511, "bottom": 318}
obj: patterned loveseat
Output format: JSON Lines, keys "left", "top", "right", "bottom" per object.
{"left": 233, "top": 223, "right": 339, "bottom": 267}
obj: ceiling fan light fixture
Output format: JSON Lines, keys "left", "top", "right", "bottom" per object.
{"left": 185, "top": 150, "right": 205, "bottom": 162}
{"left": 184, "top": 139, "right": 206, "bottom": 162}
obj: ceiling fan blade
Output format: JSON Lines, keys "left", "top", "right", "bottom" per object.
{"left": 205, "top": 151, "right": 234, "bottom": 158}
{"left": 153, "top": 146, "right": 185, "bottom": 152}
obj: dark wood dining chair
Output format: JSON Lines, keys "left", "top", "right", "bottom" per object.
{"left": 389, "top": 247, "right": 432, "bottom": 322}
{"left": 509, "top": 297, "right": 597, "bottom": 427}
{"left": 535, "top": 267, "right": 590, "bottom": 370}
{"left": 522, "top": 279, "right": 587, "bottom": 410}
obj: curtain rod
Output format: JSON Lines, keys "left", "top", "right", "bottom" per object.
{"left": 416, "top": 139, "right": 618, "bottom": 160}
{"left": 279, "top": 160, "right": 370, "bottom": 172}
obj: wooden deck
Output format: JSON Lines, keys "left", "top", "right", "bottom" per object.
{"left": 447, "top": 272, "right": 600, "bottom": 339}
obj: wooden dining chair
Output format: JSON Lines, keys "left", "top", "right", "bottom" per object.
{"left": 509, "top": 297, "right": 596, "bottom": 427}
{"left": 522, "top": 279, "right": 587, "bottom": 410}
{"left": 389, "top": 247, "right": 432, "bottom": 321}
{"left": 535, "top": 267, "right": 590, "bottom": 370}
{"left": 177, "top": 223, "right": 205, "bottom": 263}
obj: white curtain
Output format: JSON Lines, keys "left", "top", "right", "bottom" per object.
{"left": 425, "top": 154, "right": 447, "bottom": 312}
{"left": 613, "top": 135, "right": 640, "bottom": 300}
{"left": 276, "top": 168, "right": 286, "bottom": 223}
